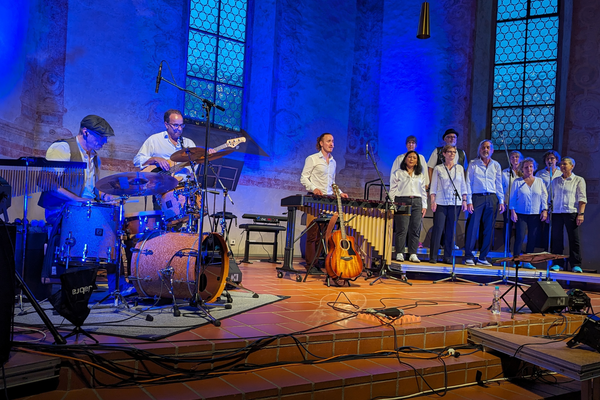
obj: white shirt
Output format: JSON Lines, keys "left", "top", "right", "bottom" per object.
{"left": 389, "top": 169, "right": 427, "bottom": 208}
{"left": 509, "top": 177, "right": 548, "bottom": 214}
{"left": 427, "top": 147, "right": 467, "bottom": 169}
{"left": 551, "top": 173, "right": 587, "bottom": 213}
{"left": 466, "top": 158, "right": 504, "bottom": 204}
{"left": 392, "top": 153, "right": 430, "bottom": 186}
{"left": 46, "top": 138, "right": 98, "bottom": 200}
{"left": 300, "top": 152, "right": 338, "bottom": 195}
{"left": 502, "top": 168, "right": 521, "bottom": 201}
{"left": 133, "top": 131, "right": 196, "bottom": 177}
{"left": 430, "top": 164, "right": 467, "bottom": 206}
{"left": 535, "top": 167, "right": 561, "bottom": 189}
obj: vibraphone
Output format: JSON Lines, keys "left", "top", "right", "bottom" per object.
{"left": 280, "top": 194, "right": 410, "bottom": 273}
{"left": 0, "top": 157, "right": 86, "bottom": 197}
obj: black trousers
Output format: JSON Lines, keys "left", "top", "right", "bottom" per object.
{"left": 394, "top": 197, "right": 422, "bottom": 255}
{"left": 514, "top": 213, "right": 541, "bottom": 256}
{"left": 430, "top": 205, "right": 460, "bottom": 261}
{"left": 464, "top": 194, "right": 498, "bottom": 261}
{"left": 551, "top": 213, "right": 582, "bottom": 270}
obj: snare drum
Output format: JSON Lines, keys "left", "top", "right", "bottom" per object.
{"left": 125, "top": 211, "right": 165, "bottom": 239}
{"left": 58, "top": 202, "right": 118, "bottom": 265}
{"left": 130, "top": 232, "right": 229, "bottom": 302}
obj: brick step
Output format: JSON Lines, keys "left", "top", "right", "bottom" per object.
{"left": 19, "top": 349, "right": 505, "bottom": 400}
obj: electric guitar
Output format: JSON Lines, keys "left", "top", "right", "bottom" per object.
{"left": 324, "top": 184, "right": 363, "bottom": 280}
{"left": 141, "top": 137, "right": 246, "bottom": 177}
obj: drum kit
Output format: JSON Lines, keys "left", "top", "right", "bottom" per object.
{"left": 51, "top": 147, "right": 235, "bottom": 323}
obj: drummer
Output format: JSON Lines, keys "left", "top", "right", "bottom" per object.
{"left": 40, "top": 115, "right": 134, "bottom": 296}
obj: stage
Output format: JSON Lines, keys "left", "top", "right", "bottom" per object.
{"left": 5, "top": 257, "right": 600, "bottom": 400}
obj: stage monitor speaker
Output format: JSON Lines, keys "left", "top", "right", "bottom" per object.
{"left": 228, "top": 258, "right": 242, "bottom": 284}
{"left": 521, "top": 281, "right": 568, "bottom": 314}
{"left": 567, "top": 314, "right": 600, "bottom": 352}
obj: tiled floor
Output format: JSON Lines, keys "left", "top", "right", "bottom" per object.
{"left": 7, "top": 258, "right": 599, "bottom": 399}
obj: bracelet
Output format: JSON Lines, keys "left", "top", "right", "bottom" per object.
{"left": 578, "top": 212, "right": 584, "bottom": 216}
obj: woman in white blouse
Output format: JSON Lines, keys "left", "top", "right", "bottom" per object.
{"left": 389, "top": 150, "right": 428, "bottom": 263}
{"left": 509, "top": 158, "right": 548, "bottom": 269}
{"left": 429, "top": 145, "right": 467, "bottom": 264}
{"left": 502, "top": 151, "right": 523, "bottom": 252}
{"left": 550, "top": 157, "right": 587, "bottom": 273}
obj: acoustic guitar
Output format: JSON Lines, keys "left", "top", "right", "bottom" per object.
{"left": 325, "top": 184, "right": 363, "bottom": 280}
{"left": 141, "top": 137, "right": 246, "bottom": 178}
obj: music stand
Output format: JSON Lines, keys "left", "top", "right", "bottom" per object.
{"left": 491, "top": 252, "right": 566, "bottom": 319}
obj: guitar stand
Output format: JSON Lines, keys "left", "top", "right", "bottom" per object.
{"left": 303, "top": 217, "right": 330, "bottom": 283}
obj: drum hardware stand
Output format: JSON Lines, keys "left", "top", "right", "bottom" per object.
{"left": 157, "top": 68, "right": 226, "bottom": 326}
{"left": 434, "top": 165, "right": 478, "bottom": 285}
{"left": 94, "top": 196, "right": 131, "bottom": 309}
{"left": 363, "top": 144, "right": 411, "bottom": 286}
{"left": 159, "top": 266, "right": 182, "bottom": 317}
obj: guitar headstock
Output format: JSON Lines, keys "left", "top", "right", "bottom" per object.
{"left": 226, "top": 137, "right": 246, "bottom": 148}
{"left": 332, "top": 184, "right": 340, "bottom": 198}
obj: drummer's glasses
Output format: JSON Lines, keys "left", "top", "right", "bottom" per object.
{"left": 168, "top": 123, "right": 185, "bottom": 130}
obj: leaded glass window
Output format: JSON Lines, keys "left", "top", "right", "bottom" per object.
{"left": 491, "top": 0, "right": 558, "bottom": 150}
{"left": 186, "top": 0, "right": 247, "bottom": 131}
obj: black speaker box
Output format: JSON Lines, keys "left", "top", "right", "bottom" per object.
{"left": 0, "top": 223, "right": 16, "bottom": 364}
{"left": 228, "top": 258, "right": 242, "bottom": 284}
{"left": 521, "top": 280, "right": 568, "bottom": 313}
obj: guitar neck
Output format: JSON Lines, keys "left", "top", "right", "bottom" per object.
{"left": 336, "top": 191, "right": 347, "bottom": 240}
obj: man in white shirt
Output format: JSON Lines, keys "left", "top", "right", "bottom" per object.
{"left": 300, "top": 133, "right": 347, "bottom": 269}
{"left": 427, "top": 129, "right": 468, "bottom": 185}
{"left": 464, "top": 140, "right": 505, "bottom": 266}
{"left": 134, "top": 109, "right": 197, "bottom": 180}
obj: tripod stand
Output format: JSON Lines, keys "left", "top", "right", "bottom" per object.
{"left": 364, "top": 145, "right": 411, "bottom": 286}
{"left": 490, "top": 253, "right": 565, "bottom": 319}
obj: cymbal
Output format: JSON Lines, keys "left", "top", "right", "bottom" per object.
{"left": 170, "top": 147, "right": 234, "bottom": 163}
{"left": 96, "top": 172, "right": 178, "bottom": 196}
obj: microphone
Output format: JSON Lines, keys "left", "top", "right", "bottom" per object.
{"left": 155, "top": 61, "right": 163, "bottom": 93}
{"left": 202, "top": 98, "right": 225, "bottom": 111}
{"left": 366, "top": 142, "right": 369, "bottom": 160}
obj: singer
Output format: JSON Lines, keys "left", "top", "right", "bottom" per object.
{"left": 429, "top": 145, "right": 467, "bottom": 264}
{"left": 389, "top": 150, "right": 428, "bottom": 263}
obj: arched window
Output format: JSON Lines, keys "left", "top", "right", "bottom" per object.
{"left": 186, "top": 0, "right": 248, "bottom": 131}
{"left": 491, "top": 0, "right": 558, "bottom": 150}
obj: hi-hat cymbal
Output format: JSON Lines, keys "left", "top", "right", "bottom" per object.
{"left": 170, "top": 147, "right": 234, "bottom": 163}
{"left": 96, "top": 172, "right": 178, "bottom": 196}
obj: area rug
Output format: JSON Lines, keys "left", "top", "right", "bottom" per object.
{"left": 13, "top": 291, "right": 288, "bottom": 341}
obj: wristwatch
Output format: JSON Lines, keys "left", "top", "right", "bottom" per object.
{"left": 578, "top": 212, "right": 584, "bottom": 216}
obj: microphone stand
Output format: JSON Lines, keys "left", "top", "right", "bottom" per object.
{"left": 206, "top": 163, "right": 258, "bottom": 298}
{"left": 544, "top": 166, "right": 555, "bottom": 280}
{"left": 365, "top": 146, "right": 411, "bottom": 286}
{"left": 157, "top": 72, "right": 225, "bottom": 326}
{"left": 488, "top": 131, "right": 522, "bottom": 286}
{"left": 434, "top": 164, "right": 477, "bottom": 284}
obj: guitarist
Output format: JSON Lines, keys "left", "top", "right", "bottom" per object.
{"left": 134, "top": 109, "right": 198, "bottom": 180}
{"left": 300, "top": 133, "right": 348, "bottom": 270}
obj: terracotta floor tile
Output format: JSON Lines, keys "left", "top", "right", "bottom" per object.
{"left": 185, "top": 376, "right": 243, "bottom": 399}
{"left": 95, "top": 387, "right": 155, "bottom": 400}
{"left": 255, "top": 367, "right": 313, "bottom": 395}
{"left": 143, "top": 382, "right": 200, "bottom": 400}
{"left": 313, "top": 361, "right": 370, "bottom": 385}
{"left": 220, "top": 372, "right": 280, "bottom": 399}
{"left": 283, "top": 364, "right": 342, "bottom": 390}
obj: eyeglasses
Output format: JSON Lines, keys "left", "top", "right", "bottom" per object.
{"left": 168, "top": 123, "right": 185, "bottom": 130}
{"left": 445, "top": 151, "right": 457, "bottom": 154}
{"left": 445, "top": 135, "right": 457, "bottom": 139}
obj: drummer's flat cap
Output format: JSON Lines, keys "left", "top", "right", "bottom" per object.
{"left": 80, "top": 115, "right": 115, "bottom": 137}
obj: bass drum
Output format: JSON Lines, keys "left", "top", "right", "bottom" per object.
{"left": 130, "top": 232, "right": 229, "bottom": 302}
